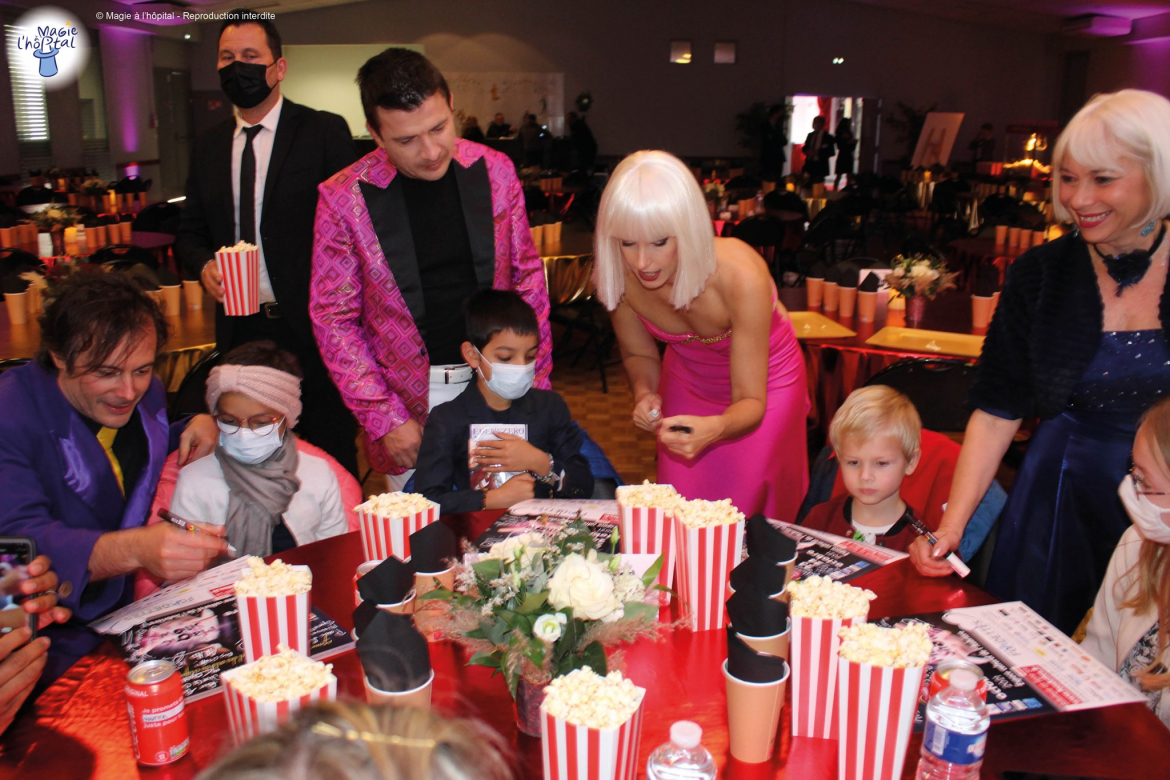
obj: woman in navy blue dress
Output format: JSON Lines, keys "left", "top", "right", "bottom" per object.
{"left": 910, "top": 89, "right": 1170, "bottom": 635}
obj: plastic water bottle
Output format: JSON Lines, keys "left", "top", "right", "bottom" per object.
{"left": 915, "top": 668, "right": 990, "bottom": 780}
{"left": 646, "top": 721, "right": 718, "bottom": 780}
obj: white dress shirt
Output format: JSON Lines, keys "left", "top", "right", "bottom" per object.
{"left": 231, "top": 95, "right": 282, "bottom": 304}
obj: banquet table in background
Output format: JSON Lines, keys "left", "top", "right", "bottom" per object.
{"left": 3, "top": 511, "right": 1167, "bottom": 780}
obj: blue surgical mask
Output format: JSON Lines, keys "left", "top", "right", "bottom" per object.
{"left": 476, "top": 349, "right": 535, "bottom": 400}
{"left": 219, "top": 426, "right": 283, "bottom": 465}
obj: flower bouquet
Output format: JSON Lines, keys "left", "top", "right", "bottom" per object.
{"left": 420, "top": 518, "right": 666, "bottom": 735}
{"left": 79, "top": 178, "right": 109, "bottom": 196}
{"left": 30, "top": 207, "right": 80, "bottom": 232}
{"left": 886, "top": 253, "right": 957, "bottom": 299}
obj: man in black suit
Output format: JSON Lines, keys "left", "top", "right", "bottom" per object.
{"left": 176, "top": 8, "right": 359, "bottom": 474}
{"left": 801, "top": 115, "right": 835, "bottom": 183}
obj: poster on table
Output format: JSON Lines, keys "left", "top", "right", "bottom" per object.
{"left": 477, "top": 503, "right": 619, "bottom": 554}
{"left": 770, "top": 521, "right": 907, "bottom": 582}
{"left": 875, "top": 601, "right": 1146, "bottom": 730}
{"left": 89, "top": 557, "right": 352, "bottom": 701}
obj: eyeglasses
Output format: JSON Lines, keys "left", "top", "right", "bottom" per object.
{"left": 215, "top": 414, "right": 284, "bottom": 436}
{"left": 1129, "top": 466, "right": 1170, "bottom": 496}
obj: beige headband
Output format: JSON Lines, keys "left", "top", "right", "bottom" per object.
{"left": 205, "top": 364, "right": 302, "bottom": 428}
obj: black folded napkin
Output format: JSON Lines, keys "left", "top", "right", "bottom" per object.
{"left": 358, "top": 556, "right": 415, "bottom": 605}
{"left": 973, "top": 265, "right": 1000, "bottom": 297}
{"left": 859, "top": 271, "right": 882, "bottom": 293}
{"left": 2, "top": 274, "right": 30, "bottom": 295}
{"left": 824, "top": 264, "right": 843, "bottom": 284}
{"left": 807, "top": 261, "right": 828, "bottom": 280}
{"left": 746, "top": 514, "right": 797, "bottom": 564}
{"left": 727, "top": 584, "right": 789, "bottom": 638}
{"left": 726, "top": 625, "right": 787, "bottom": 683}
{"left": 730, "top": 555, "right": 786, "bottom": 596}
{"left": 353, "top": 599, "right": 380, "bottom": 639}
{"left": 838, "top": 267, "right": 861, "bottom": 289}
{"left": 357, "top": 611, "right": 432, "bottom": 692}
{"left": 410, "top": 522, "right": 457, "bottom": 574}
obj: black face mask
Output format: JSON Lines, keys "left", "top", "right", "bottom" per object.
{"left": 219, "top": 60, "right": 274, "bottom": 109}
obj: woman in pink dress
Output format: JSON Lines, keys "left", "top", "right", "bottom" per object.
{"left": 595, "top": 150, "right": 808, "bottom": 520}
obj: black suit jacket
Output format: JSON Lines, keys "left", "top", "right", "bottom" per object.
{"left": 414, "top": 381, "right": 593, "bottom": 514}
{"left": 176, "top": 98, "right": 356, "bottom": 348}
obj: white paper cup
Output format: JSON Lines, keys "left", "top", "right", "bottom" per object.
{"left": 971, "top": 295, "right": 994, "bottom": 329}
{"left": 675, "top": 520, "right": 746, "bottom": 632}
{"left": 736, "top": 617, "right": 791, "bottom": 659}
{"left": 822, "top": 281, "right": 840, "bottom": 312}
{"left": 724, "top": 658, "right": 790, "bottom": 763}
{"left": 160, "top": 285, "right": 181, "bottom": 317}
{"left": 183, "top": 279, "right": 203, "bottom": 309}
{"left": 836, "top": 658, "right": 926, "bottom": 780}
{"left": 838, "top": 286, "right": 857, "bottom": 319}
{"left": 357, "top": 498, "right": 440, "bottom": 561}
{"left": 530, "top": 224, "right": 545, "bottom": 249}
{"left": 216, "top": 248, "right": 260, "bottom": 316}
{"left": 616, "top": 495, "right": 676, "bottom": 604}
{"left": 540, "top": 696, "right": 645, "bottom": 780}
{"left": 4, "top": 292, "right": 28, "bottom": 325}
{"left": 222, "top": 660, "right": 336, "bottom": 743}
{"left": 364, "top": 668, "right": 434, "bottom": 709}
{"left": 807, "top": 277, "right": 824, "bottom": 308}
{"left": 790, "top": 613, "right": 866, "bottom": 738}
{"left": 235, "top": 577, "right": 312, "bottom": 662}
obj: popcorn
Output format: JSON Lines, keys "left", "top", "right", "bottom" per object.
{"left": 543, "top": 667, "right": 645, "bottom": 730}
{"left": 674, "top": 498, "right": 745, "bottom": 528}
{"left": 787, "top": 575, "right": 875, "bottom": 619}
{"left": 355, "top": 491, "right": 434, "bottom": 517}
{"left": 234, "top": 557, "right": 312, "bottom": 597}
{"left": 838, "top": 623, "right": 932, "bottom": 668}
{"left": 216, "top": 241, "right": 258, "bottom": 253}
{"left": 222, "top": 644, "right": 334, "bottom": 702}
{"left": 615, "top": 481, "right": 683, "bottom": 511}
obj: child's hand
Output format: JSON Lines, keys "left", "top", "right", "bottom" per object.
{"left": 473, "top": 432, "right": 550, "bottom": 475}
{"left": 485, "top": 473, "right": 536, "bottom": 509}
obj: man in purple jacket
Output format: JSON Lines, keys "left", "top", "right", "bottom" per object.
{"left": 0, "top": 273, "right": 224, "bottom": 682}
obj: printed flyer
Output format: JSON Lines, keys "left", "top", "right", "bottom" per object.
{"left": 771, "top": 520, "right": 907, "bottom": 582}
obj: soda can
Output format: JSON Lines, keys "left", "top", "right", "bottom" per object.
{"left": 927, "top": 659, "right": 988, "bottom": 704}
{"left": 125, "top": 660, "right": 189, "bottom": 766}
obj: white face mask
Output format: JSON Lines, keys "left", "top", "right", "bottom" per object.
{"left": 476, "top": 349, "right": 535, "bottom": 400}
{"left": 1118, "top": 474, "right": 1170, "bottom": 544}
{"left": 218, "top": 426, "right": 283, "bottom": 465}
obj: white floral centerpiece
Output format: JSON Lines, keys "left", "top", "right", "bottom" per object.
{"left": 420, "top": 519, "right": 666, "bottom": 700}
{"left": 887, "top": 253, "right": 958, "bottom": 299}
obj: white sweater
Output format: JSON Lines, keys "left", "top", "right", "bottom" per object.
{"left": 170, "top": 449, "right": 347, "bottom": 549}
{"left": 1082, "top": 526, "right": 1170, "bottom": 729}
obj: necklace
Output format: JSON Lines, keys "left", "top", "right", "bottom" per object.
{"left": 1092, "top": 222, "right": 1167, "bottom": 296}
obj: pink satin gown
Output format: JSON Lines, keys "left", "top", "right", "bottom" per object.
{"left": 637, "top": 302, "right": 809, "bottom": 521}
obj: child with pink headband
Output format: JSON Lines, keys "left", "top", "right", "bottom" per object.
{"left": 169, "top": 341, "right": 346, "bottom": 558}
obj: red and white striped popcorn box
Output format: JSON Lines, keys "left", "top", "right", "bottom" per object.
{"left": 617, "top": 503, "right": 676, "bottom": 604}
{"left": 357, "top": 499, "right": 439, "bottom": 561}
{"left": 790, "top": 614, "right": 866, "bottom": 738}
{"left": 540, "top": 698, "right": 645, "bottom": 780}
{"left": 836, "top": 658, "right": 926, "bottom": 780}
{"left": 674, "top": 519, "right": 746, "bottom": 632}
{"left": 235, "top": 580, "right": 312, "bottom": 663}
{"left": 222, "top": 667, "right": 336, "bottom": 744}
{"left": 215, "top": 247, "right": 260, "bottom": 316}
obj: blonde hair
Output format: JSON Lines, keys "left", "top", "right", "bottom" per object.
{"left": 198, "top": 701, "right": 514, "bottom": 780}
{"left": 1119, "top": 396, "right": 1170, "bottom": 694}
{"left": 1052, "top": 89, "right": 1170, "bottom": 227}
{"left": 593, "top": 150, "right": 717, "bottom": 311}
{"left": 829, "top": 385, "right": 922, "bottom": 462}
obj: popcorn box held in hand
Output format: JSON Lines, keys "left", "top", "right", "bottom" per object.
{"left": 356, "top": 494, "right": 440, "bottom": 562}
{"left": 221, "top": 653, "right": 336, "bottom": 743}
{"left": 790, "top": 614, "right": 865, "bottom": 738}
{"left": 837, "top": 658, "right": 926, "bottom": 780}
{"left": 616, "top": 502, "right": 676, "bottom": 605}
{"left": 215, "top": 243, "right": 260, "bottom": 316}
{"left": 675, "top": 519, "right": 746, "bottom": 632}
{"left": 541, "top": 700, "right": 645, "bottom": 780}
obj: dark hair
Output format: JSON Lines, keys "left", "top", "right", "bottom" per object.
{"left": 357, "top": 48, "right": 450, "bottom": 133}
{"left": 36, "top": 271, "right": 169, "bottom": 374}
{"left": 219, "top": 8, "right": 282, "bottom": 60}
{"left": 220, "top": 340, "right": 303, "bottom": 379}
{"left": 464, "top": 290, "right": 539, "bottom": 350}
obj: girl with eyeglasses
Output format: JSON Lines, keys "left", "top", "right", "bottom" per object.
{"left": 169, "top": 341, "right": 347, "bottom": 558}
{"left": 1083, "top": 395, "right": 1170, "bottom": 729}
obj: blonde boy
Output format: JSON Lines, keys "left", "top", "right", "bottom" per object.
{"left": 803, "top": 386, "right": 926, "bottom": 551}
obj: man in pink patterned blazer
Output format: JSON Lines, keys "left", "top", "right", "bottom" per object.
{"left": 310, "top": 49, "right": 551, "bottom": 485}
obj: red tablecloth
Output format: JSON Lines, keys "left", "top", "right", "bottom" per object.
{"left": 2, "top": 515, "right": 1167, "bottom": 779}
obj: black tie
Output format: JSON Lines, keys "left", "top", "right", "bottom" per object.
{"left": 239, "top": 125, "right": 263, "bottom": 244}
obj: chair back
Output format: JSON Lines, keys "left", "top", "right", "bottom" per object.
{"left": 90, "top": 244, "right": 159, "bottom": 269}
{"left": 169, "top": 349, "right": 221, "bottom": 422}
{"left": 864, "top": 357, "right": 978, "bottom": 433}
{"left": 0, "top": 358, "right": 30, "bottom": 376}
{"left": 542, "top": 253, "right": 595, "bottom": 307}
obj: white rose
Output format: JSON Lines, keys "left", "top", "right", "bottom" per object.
{"left": 533, "top": 612, "right": 568, "bottom": 642}
{"left": 485, "top": 532, "right": 546, "bottom": 566}
{"left": 548, "top": 553, "right": 619, "bottom": 620}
